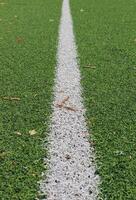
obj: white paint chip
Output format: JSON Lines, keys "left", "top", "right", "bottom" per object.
{"left": 40, "top": 0, "right": 100, "bottom": 199}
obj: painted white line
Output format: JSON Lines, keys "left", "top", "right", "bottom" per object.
{"left": 40, "top": 0, "right": 100, "bottom": 199}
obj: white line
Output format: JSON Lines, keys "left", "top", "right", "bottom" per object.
{"left": 40, "top": 0, "right": 99, "bottom": 199}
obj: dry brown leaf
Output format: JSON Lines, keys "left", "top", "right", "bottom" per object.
{"left": 56, "top": 96, "right": 69, "bottom": 108}
{"left": 29, "top": 129, "right": 37, "bottom": 136}
{"left": 63, "top": 106, "right": 77, "bottom": 112}
{"left": 61, "top": 96, "right": 69, "bottom": 104}
{"left": 56, "top": 103, "right": 63, "bottom": 108}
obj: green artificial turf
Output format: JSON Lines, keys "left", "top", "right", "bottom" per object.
{"left": 0, "top": 0, "right": 62, "bottom": 199}
{"left": 70, "top": 0, "right": 136, "bottom": 199}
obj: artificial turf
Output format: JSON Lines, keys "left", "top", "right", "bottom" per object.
{"left": 70, "top": 0, "right": 136, "bottom": 199}
{"left": 0, "top": 0, "right": 62, "bottom": 199}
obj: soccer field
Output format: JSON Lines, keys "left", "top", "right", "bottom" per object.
{"left": 0, "top": 0, "right": 136, "bottom": 199}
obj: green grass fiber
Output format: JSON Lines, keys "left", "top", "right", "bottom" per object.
{"left": 0, "top": 0, "right": 62, "bottom": 199}
{"left": 70, "top": 0, "right": 136, "bottom": 199}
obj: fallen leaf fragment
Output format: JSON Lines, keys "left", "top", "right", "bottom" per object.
{"left": 56, "top": 103, "right": 62, "bottom": 108}
{"left": 56, "top": 96, "right": 69, "bottom": 108}
{"left": 10, "top": 97, "right": 20, "bottom": 101}
{"left": 29, "top": 129, "right": 37, "bottom": 136}
{"left": 84, "top": 64, "right": 96, "bottom": 69}
{"left": 61, "top": 96, "right": 69, "bottom": 104}
{"left": 63, "top": 106, "right": 77, "bottom": 112}
{"left": 1, "top": 96, "right": 20, "bottom": 101}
